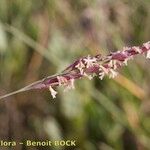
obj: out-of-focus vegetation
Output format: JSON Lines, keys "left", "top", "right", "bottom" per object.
{"left": 0, "top": 0, "right": 150, "bottom": 150}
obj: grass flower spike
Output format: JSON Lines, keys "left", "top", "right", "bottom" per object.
{"left": 0, "top": 41, "right": 149, "bottom": 99}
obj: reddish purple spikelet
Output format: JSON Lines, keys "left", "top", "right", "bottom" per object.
{"left": 0, "top": 41, "right": 149, "bottom": 99}
{"left": 32, "top": 41, "right": 150, "bottom": 98}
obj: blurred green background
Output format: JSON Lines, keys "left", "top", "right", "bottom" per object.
{"left": 0, "top": 0, "right": 150, "bottom": 150}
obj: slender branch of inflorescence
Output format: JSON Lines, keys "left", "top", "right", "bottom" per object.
{"left": 0, "top": 41, "right": 150, "bottom": 99}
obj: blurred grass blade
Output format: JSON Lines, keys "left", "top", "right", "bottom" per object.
{"left": 0, "top": 23, "right": 60, "bottom": 65}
